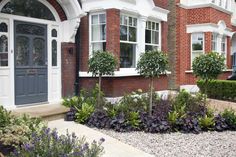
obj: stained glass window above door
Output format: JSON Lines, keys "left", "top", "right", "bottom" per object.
{"left": 1, "top": 0, "right": 56, "bottom": 21}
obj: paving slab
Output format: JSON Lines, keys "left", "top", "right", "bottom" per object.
{"left": 48, "top": 119, "right": 154, "bottom": 157}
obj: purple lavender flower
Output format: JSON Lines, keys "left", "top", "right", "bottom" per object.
{"left": 100, "top": 138, "right": 105, "bottom": 143}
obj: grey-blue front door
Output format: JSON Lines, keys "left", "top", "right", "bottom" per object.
{"left": 14, "top": 21, "right": 48, "bottom": 105}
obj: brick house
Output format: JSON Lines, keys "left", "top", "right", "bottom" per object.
{"left": 0, "top": 0, "right": 236, "bottom": 109}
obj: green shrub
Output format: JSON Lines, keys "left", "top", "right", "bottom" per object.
{"left": 221, "top": 109, "right": 236, "bottom": 129}
{"left": 198, "top": 115, "right": 215, "bottom": 130}
{"left": 62, "top": 96, "right": 82, "bottom": 108}
{"left": 197, "top": 80, "right": 236, "bottom": 101}
{"left": 0, "top": 106, "right": 13, "bottom": 129}
{"left": 127, "top": 111, "right": 141, "bottom": 129}
{"left": 75, "top": 103, "right": 95, "bottom": 124}
{"left": 167, "top": 111, "right": 179, "bottom": 125}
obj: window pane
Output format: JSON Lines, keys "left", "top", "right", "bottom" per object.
{"left": 52, "top": 40, "right": 57, "bottom": 66}
{"left": 0, "top": 35, "right": 8, "bottom": 53}
{"left": 192, "top": 33, "right": 203, "bottom": 51}
{"left": 129, "top": 17, "right": 133, "bottom": 26}
{"left": 129, "top": 27, "right": 136, "bottom": 42}
{"left": 156, "top": 23, "right": 159, "bottom": 31}
{"left": 100, "top": 24, "right": 106, "bottom": 40}
{"left": 92, "top": 15, "right": 99, "bottom": 24}
{"left": 0, "top": 23, "right": 7, "bottom": 32}
{"left": 120, "top": 25, "right": 127, "bottom": 41}
{"left": 133, "top": 18, "right": 137, "bottom": 27}
{"left": 33, "top": 38, "right": 45, "bottom": 66}
{"left": 1, "top": 0, "right": 55, "bottom": 21}
{"left": 120, "top": 43, "right": 136, "bottom": 68}
{"left": 92, "top": 42, "right": 106, "bottom": 52}
{"left": 152, "top": 31, "right": 159, "bottom": 44}
{"left": 0, "top": 35, "right": 8, "bottom": 66}
{"left": 16, "top": 36, "right": 30, "bottom": 66}
{"left": 92, "top": 25, "right": 100, "bottom": 41}
{"left": 16, "top": 23, "right": 45, "bottom": 36}
{"left": 99, "top": 14, "right": 106, "bottom": 24}
{"left": 51, "top": 29, "right": 57, "bottom": 37}
{"left": 145, "top": 45, "right": 158, "bottom": 52}
{"left": 145, "top": 30, "right": 151, "bottom": 44}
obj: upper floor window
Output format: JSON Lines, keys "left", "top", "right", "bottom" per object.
{"left": 90, "top": 13, "right": 106, "bottom": 53}
{"left": 191, "top": 33, "right": 204, "bottom": 64}
{"left": 145, "top": 21, "right": 160, "bottom": 51}
{"left": 211, "top": 0, "right": 230, "bottom": 10}
{"left": 120, "top": 15, "right": 137, "bottom": 68}
{"left": 1, "top": 0, "right": 56, "bottom": 21}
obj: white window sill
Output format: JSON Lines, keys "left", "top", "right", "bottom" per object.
{"left": 185, "top": 69, "right": 233, "bottom": 73}
{"left": 79, "top": 69, "right": 171, "bottom": 77}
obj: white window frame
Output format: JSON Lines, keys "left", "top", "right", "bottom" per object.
{"left": 220, "top": 35, "right": 227, "bottom": 63}
{"left": 89, "top": 12, "right": 106, "bottom": 57}
{"left": 211, "top": 33, "right": 227, "bottom": 64}
{"left": 51, "top": 27, "right": 59, "bottom": 67}
{"left": 211, "top": 32, "right": 218, "bottom": 52}
{"left": 0, "top": 19, "right": 9, "bottom": 68}
{"left": 145, "top": 20, "right": 161, "bottom": 51}
{"left": 191, "top": 33, "right": 205, "bottom": 66}
{"left": 120, "top": 14, "right": 138, "bottom": 69}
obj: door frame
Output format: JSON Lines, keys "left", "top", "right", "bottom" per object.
{"left": 14, "top": 20, "right": 48, "bottom": 105}
{"left": 0, "top": 13, "right": 62, "bottom": 107}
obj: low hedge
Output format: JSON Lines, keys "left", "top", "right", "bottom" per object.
{"left": 197, "top": 80, "right": 236, "bottom": 101}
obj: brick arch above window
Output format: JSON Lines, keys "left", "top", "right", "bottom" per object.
{"left": 0, "top": 0, "right": 67, "bottom": 21}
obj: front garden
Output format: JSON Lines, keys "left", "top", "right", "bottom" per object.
{"left": 0, "top": 106, "right": 105, "bottom": 157}
{"left": 63, "top": 51, "right": 236, "bottom": 134}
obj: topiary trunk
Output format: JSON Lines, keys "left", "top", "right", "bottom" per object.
{"left": 149, "top": 77, "right": 154, "bottom": 116}
{"left": 98, "top": 74, "right": 102, "bottom": 109}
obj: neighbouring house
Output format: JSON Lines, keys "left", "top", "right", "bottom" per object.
{"left": 0, "top": 0, "right": 236, "bottom": 109}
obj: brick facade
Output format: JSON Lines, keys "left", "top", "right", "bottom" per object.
{"left": 79, "top": 75, "right": 168, "bottom": 97}
{"left": 61, "top": 43, "right": 76, "bottom": 97}
{"left": 173, "top": 4, "right": 234, "bottom": 87}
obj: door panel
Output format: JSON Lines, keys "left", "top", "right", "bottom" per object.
{"left": 15, "top": 21, "right": 48, "bottom": 105}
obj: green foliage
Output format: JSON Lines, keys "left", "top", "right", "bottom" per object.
{"left": 75, "top": 103, "right": 95, "bottom": 124}
{"left": 197, "top": 80, "right": 236, "bottom": 101}
{"left": 62, "top": 96, "right": 82, "bottom": 108}
{"left": 198, "top": 115, "right": 215, "bottom": 130}
{"left": 88, "top": 51, "right": 117, "bottom": 77}
{"left": 127, "top": 111, "right": 141, "bottom": 129}
{"left": 221, "top": 109, "right": 236, "bottom": 128}
{"left": 172, "top": 90, "right": 207, "bottom": 114}
{"left": 137, "top": 51, "right": 168, "bottom": 78}
{"left": 192, "top": 52, "right": 225, "bottom": 81}
{"left": 0, "top": 106, "right": 13, "bottom": 129}
{"left": 167, "top": 111, "right": 179, "bottom": 125}
{"left": 0, "top": 112, "right": 46, "bottom": 147}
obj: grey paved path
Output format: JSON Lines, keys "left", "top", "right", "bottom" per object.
{"left": 48, "top": 119, "right": 154, "bottom": 157}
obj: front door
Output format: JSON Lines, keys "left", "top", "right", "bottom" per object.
{"left": 14, "top": 21, "right": 48, "bottom": 105}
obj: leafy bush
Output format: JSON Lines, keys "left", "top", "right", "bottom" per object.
{"left": 0, "top": 106, "right": 13, "bottom": 129}
{"left": 198, "top": 115, "right": 215, "bottom": 130}
{"left": 63, "top": 96, "right": 82, "bottom": 108}
{"left": 87, "top": 110, "right": 111, "bottom": 129}
{"left": 197, "top": 80, "right": 236, "bottom": 101}
{"left": 127, "top": 111, "right": 141, "bottom": 129}
{"left": 221, "top": 109, "right": 236, "bottom": 130}
{"left": 192, "top": 52, "right": 225, "bottom": 94}
{"left": 75, "top": 103, "right": 95, "bottom": 124}
{"left": 11, "top": 127, "right": 105, "bottom": 157}
{"left": 137, "top": 51, "right": 168, "bottom": 116}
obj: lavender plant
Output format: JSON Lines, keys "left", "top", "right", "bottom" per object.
{"left": 11, "top": 127, "right": 105, "bottom": 157}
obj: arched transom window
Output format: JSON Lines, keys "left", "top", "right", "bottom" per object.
{"left": 1, "top": 0, "right": 56, "bottom": 21}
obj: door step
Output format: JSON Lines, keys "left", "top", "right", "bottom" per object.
{"left": 12, "top": 103, "right": 69, "bottom": 121}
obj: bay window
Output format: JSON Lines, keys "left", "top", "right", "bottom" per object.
{"left": 120, "top": 15, "right": 137, "bottom": 68}
{"left": 191, "top": 33, "right": 204, "bottom": 64}
{"left": 145, "top": 21, "right": 160, "bottom": 51}
{"left": 211, "top": 33, "right": 217, "bottom": 52}
{"left": 221, "top": 36, "right": 227, "bottom": 60}
{"left": 90, "top": 13, "right": 106, "bottom": 54}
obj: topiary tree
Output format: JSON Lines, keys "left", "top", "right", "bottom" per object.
{"left": 88, "top": 51, "right": 117, "bottom": 108}
{"left": 136, "top": 51, "right": 168, "bottom": 116}
{"left": 192, "top": 52, "right": 225, "bottom": 94}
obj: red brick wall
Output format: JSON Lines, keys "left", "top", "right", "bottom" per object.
{"left": 79, "top": 16, "right": 89, "bottom": 71}
{"left": 61, "top": 43, "right": 76, "bottom": 97}
{"left": 161, "top": 21, "right": 168, "bottom": 52}
{"left": 79, "top": 75, "right": 168, "bottom": 97}
{"left": 153, "top": 0, "right": 168, "bottom": 9}
{"left": 106, "top": 9, "right": 120, "bottom": 69}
